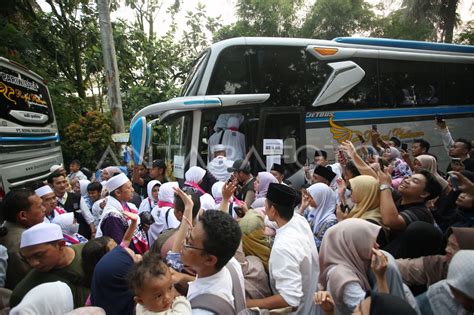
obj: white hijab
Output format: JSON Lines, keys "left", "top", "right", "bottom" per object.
{"left": 78, "top": 180, "right": 90, "bottom": 197}
{"left": 147, "top": 180, "right": 161, "bottom": 202}
{"left": 10, "top": 281, "right": 73, "bottom": 315}
{"left": 185, "top": 166, "right": 206, "bottom": 184}
{"left": 158, "top": 182, "right": 179, "bottom": 204}
{"left": 306, "top": 183, "right": 337, "bottom": 232}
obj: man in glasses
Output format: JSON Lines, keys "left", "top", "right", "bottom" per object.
{"left": 10, "top": 222, "right": 89, "bottom": 308}
{"left": 180, "top": 210, "right": 245, "bottom": 314}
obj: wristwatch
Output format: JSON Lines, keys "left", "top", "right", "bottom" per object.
{"left": 379, "top": 184, "right": 393, "bottom": 192}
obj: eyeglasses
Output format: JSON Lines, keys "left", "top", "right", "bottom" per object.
{"left": 182, "top": 229, "right": 206, "bottom": 252}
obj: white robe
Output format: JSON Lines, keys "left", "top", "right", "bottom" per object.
{"left": 269, "top": 213, "right": 321, "bottom": 315}
{"left": 207, "top": 156, "right": 233, "bottom": 182}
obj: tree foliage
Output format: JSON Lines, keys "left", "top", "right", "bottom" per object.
{"left": 63, "top": 111, "right": 113, "bottom": 169}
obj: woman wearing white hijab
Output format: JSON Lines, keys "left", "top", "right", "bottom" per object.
{"left": 52, "top": 213, "right": 88, "bottom": 246}
{"left": 138, "top": 180, "right": 161, "bottom": 213}
{"left": 148, "top": 182, "right": 180, "bottom": 245}
{"left": 300, "top": 183, "right": 337, "bottom": 250}
{"left": 10, "top": 281, "right": 73, "bottom": 315}
{"left": 184, "top": 166, "right": 216, "bottom": 211}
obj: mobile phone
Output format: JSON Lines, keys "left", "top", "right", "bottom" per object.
{"left": 367, "top": 146, "right": 374, "bottom": 156}
{"left": 401, "top": 143, "right": 408, "bottom": 151}
{"left": 436, "top": 115, "right": 444, "bottom": 123}
{"left": 234, "top": 206, "right": 245, "bottom": 218}
{"left": 449, "top": 173, "right": 460, "bottom": 191}
{"left": 372, "top": 124, "right": 378, "bottom": 132}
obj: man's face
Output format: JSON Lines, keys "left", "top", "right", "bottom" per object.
{"left": 455, "top": 193, "right": 474, "bottom": 209}
{"left": 21, "top": 195, "right": 46, "bottom": 227}
{"left": 88, "top": 190, "right": 101, "bottom": 202}
{"left": 270, "top": 170, "right": 283, "bottom": 183}
{"left": 232, "top": 171, "right": 243, "bottom": 184}
{"left": 312, "top": 173, "right": 329, "bottom": 185}
{"left": 20, "top": 242, "right": 63, "bottom": 272}
{"left": 449, "top": 142, "right": 468, "bottom": 158}
{"left": 42, "top": 192, "right": 57, "bottom": 214}
{"left": 150, "top": 167, "right": 163, "bottom": 180}
{"left": 411, "top": 143, "right": 425, "bottom": 157}
{"left": 52, "top": 176, "right": 68, "bottom": 196}
{"left": 180, "top": 221, "right": 209, "bottom": 273}
{"left": 314, "top": 156, "right": 327, "bottom": 166}
{"left": 138, "top": 165, "right": 149, "bottom": 177}
{"left": 398, "top": 174, "right": 428, "bottom": 200}
{"left": 116, "top": 181, "right": 134, "bottom": 202}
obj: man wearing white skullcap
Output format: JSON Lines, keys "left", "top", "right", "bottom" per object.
{"left": 0, "top": 189, "right": 45, "bottom": 289}
{"left": 10, "top": 222, "right": 89, "bottom": 309}
{"left": 35, "top": 185, "right": 66, "bottom": 223}
{"left": 96, "top": 173, "right": 147, "bottom": 253}
{"left": 207, "top": 144, "right": 234, "bottom": 182}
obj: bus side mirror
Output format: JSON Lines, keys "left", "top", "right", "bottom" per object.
{"left": 312, "top": 61, "right": 365, "bottom": 107}
{"left": 130, "top": 117, "right": 147, "bottom": 165}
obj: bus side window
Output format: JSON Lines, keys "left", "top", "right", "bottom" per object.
{"left": 379, "top": 59, "right": 443, "bottom": 108}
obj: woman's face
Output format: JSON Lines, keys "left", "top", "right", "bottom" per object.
{"left": 445, "top": 234, "right": 459, "bottom": 262}
{"left": 152, "top": 185, "right": 160, "bottom": 201}
{"left": 254, "top": 176, "right": 260, "bottom": 192}
{"left": 306, "top": 191, "right": 317, "bottom": 208}
{"left": 456, "top": 193, "right": 474, "bottom": 209}
{"left": 383, "top": 148, "right": 391, "bottom": 160}
{"left": 413, "top": 159, "right": 423, "bottom": 172}
{"left": 73, "top": 181, "right": 81, "bottom": 194}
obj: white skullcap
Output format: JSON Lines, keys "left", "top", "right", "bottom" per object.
{"left": 104, "top": 173, "right": 129, "bottom": 192}
{"left": 35, "top": 185, "right": 54, "bottom": 198}
{"left": 20, "top": 222, "right": 63, "bottom": 248}
{"left": 212, "top": 144, "right": 226, "bottom": 153}
{"left": 50, "top": 164, "right": 63, "bottom": 173}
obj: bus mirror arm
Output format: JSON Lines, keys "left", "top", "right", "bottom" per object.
{"left": 312, "top": 61, "right": 365, "bottom": 107}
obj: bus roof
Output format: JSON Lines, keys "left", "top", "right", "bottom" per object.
{"left": 333, "top": 37, "right": 474, "bottom": 54}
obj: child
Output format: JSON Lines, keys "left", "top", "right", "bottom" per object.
{"left": 129, "top": 253, "right": 191, "bottom": 315}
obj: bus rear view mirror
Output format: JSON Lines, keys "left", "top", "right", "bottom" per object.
{"left": 312, "top": 61, "right": 365, "bottom": 107}
{"left": 130, "top": 117, "right": 147, "bottom": 165}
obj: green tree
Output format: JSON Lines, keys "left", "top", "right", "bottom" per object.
{"left": 301, "top": 0, "right": 375, "bottom": 39}
{"left": 63, "top": 111, "right": 114, "bottom": 169}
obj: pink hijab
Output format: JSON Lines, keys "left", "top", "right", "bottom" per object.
{"left": 255, "top": 172, "right": 278, "bottom": 199}
{"left": 319, "top": 218, "right": 381, "bottom": 304}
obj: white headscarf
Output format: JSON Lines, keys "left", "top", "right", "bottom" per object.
{"left": 447, "top": 250, "right": 474, "bottom": 299}
{"left": 78, "top": 179, "right": 91, "bottom": 197}
{"left": 211, "top": 181, "right": 226, "bottom": 205}
{"left": 10, "top": 281, "right": 73, "bottom": 315}
{"left": 147, "top": 180, "right": 161, "bottom": 202}
{"left": 102, "top": 166, "right": 121, "bottom": 177}
{"left": 185, "top": 166, "right": 206, "bottom": 184}
{"left": 158, "top": 182, "right": 179, "bottom": 204}
{"left": 306, "top": 183, "right": 337, "bottom": 232}
{"left": 52, "top": 213, "right": 78, "bottom": 236}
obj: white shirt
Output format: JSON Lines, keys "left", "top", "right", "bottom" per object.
{"left": 79, "top": 196, "right": 95, "bottom": 225}
{"left": 269, "top": 213, "right": 321, "bottom": 315}
{"left": 148, "top": 206, "right": 180, "bottom": 245}
{"left": 187, "top": 258, "right": 244, "bottom": 315}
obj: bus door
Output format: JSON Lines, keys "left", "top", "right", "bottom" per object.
{"left": 257, "top": 107, "right": 306, "bottom": 185}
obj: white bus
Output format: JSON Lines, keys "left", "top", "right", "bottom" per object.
{"left": 131, "top": 37, "right": 474, "bottom": 187}
{"left": 0, "top": 57, "right": 63, "bottom": 199}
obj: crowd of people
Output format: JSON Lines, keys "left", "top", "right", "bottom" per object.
{"left": 0, "top": 118, "right": 473, "bottom": 314}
